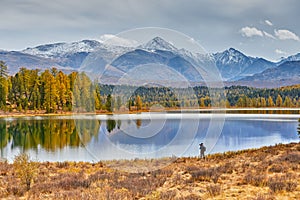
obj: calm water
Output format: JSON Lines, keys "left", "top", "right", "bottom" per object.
{"left": 0, "top": 113, "right": 299, "bottom": 162}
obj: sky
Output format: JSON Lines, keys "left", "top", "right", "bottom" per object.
{"left": 0, "top": 0, "right": 300, "bottom": 61}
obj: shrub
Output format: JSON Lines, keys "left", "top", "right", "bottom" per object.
{"left": 267, "top": 173, "right": 298, "bottom": 193}
{"left": 268, "top": 164, "right": 288, "bottom": 173}
{"left": 160, "top": 190, "right": 177, "bottom": 200}
{"left": 285, "top": 181, "right": 298, "bottom": 192}
{"left": 206, "top": 184, "right": 221, "bottom": 197}
{"left": 6, "top": 185, "right": 26, "bottom": 196}
{"left": 0, "top": 161, "right": 10, "bottom": 176}
{"left": 191, "top": 167, "right": 220, "bottom": 183}
{"left": 279, "top": 152, "right": 300, "bottom": 164}
{"left": 267, "top": 175, "right": 298, "bottom": 193}
{"left": 243, "top": 172, "right": 267, "bottom": 187}
{"left": 56, "top": 161, "right": 69, "bottom": 168}
{"left": 267, "top": 177, "right": 286, "bottom": 193}
{"left": 251, "top": 193, "right": 275, "bottom": 200}
{"left": 13, "top": 153, "right": 38, "bottom": 191}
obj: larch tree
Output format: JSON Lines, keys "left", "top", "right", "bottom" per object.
{"left": 267, "top": 96, "right": 274, "bottom": 107}
{"left": 41, "top": 70, "right": 58, "bottom": 113}
{"left": 136, "top": 95, "right": 142, "bottom": 111}
{"left": 0, "top": 61, "right": 8, "bottom": 110}
{"left": 276, "top": 94, "right": 283, "bottom": 107}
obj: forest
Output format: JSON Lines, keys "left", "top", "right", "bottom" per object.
{"left": 0, "top": 61, "right": 299, "bottom": 113}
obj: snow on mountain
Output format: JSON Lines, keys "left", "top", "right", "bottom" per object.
{"left": 22, "top": 40, "right": 103, "bottom": 58}
{"left": 214, "top": 48, "right": 252, "bottom": 67}
{"left": 1, "top": 37, "right": 299, "bottom": 87}
{"left": 139, "top": 37, "right": 178, "bottom": 52}
{"left": 213, "top": 48, "right": 276, "bottom": 80}
{"left": 277, "top": 53, "right": 300, "bottom": 65}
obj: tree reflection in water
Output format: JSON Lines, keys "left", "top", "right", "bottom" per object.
{"left": 297, "top": 119, "right": 300, "bottom": 137}
{"left": 0, "top": 118, "right": 100, "bottom": 152}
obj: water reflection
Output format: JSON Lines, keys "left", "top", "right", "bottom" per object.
{"left": 297, "top": 119, "right": 300, "bottom": 137}
{"left": 0, "top": 114, "right": 299, "bottom": 162}
{"left": 0, "top": 118, "right": 100, "bottom": 153}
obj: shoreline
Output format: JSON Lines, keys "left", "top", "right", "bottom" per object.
{"left": 1, "top": 107, "right": 300, "bottom": 118}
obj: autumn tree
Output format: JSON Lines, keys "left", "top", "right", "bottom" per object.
{"left": 267, "top": 96, "right": 274, "bottom": 107}
{"left": 41, "top": 69, "right": 58, "bottom": 113}
{"left": 73, "top": 72, "right": 94, "bottom": 112}
{"left": 283, "top": 96, "right": 293, "bottom": 107}
{"left": 94, "top": 84, "right": 102, "bottom": 110}
{"left": 56, "top": 71, "right": 72, "bottom": 111}
{"left": 136, "top": 95, "right": 142, "bottom": 110}
{"left": 276, "top": 94, "right": 283, "bottom": 107}
{"left": 0, "top": 61, "right": 8, "bottom": 109}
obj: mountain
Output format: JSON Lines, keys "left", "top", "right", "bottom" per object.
{"left": 0, "top": 37, "right": 299, "bottom": 87}
{"left": 277, "top": 53, "right": 300, "bottom": 65}
{"left": 213, "top": 48, "right": 275, "bottom": 81}
{"left": 238, "top": 61, "right": 300, "bottom": 87}
{"left": 139, "top": 36, "right": 178, "bottom": 52}
{"left": 21, "top": 40, "right": 104, "bottom": 69}
{"left": 22, "top": 40, "right": 102, "bottom": 58}
{"left": 0, "top": 50, "right": 63, "bottom": 74}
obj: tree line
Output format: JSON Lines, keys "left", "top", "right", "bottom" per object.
{"left": 0, "top": 61, "right": 299, "bottom": 113}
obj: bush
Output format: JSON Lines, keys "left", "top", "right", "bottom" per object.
{"left": 13, "top": 153, "right": 38, "bottom": 191}
{"left": 267, "top": 175, "right": 297, "bottom": 193}
{"left": 267, "top": 177, "right": 286, "bottom": 193}
{"left": 279, "top": 152, "right": 300, "bottom": 164}
{"left": 0, "top": 161, "right": 10, "bottom": 176}
{"left": 160, "top": 190, "right": 177, "bottom": 200}
{"left": 243, "top": 172, "right": 267, "bottom": 187}
{"left": 285, "top": 181, "right": 298, "bottom": 192}
{"left": 206, "top": 184, "right": 221, "bottom": 197}
{"left": 268, "top": 164, "right": 288, "bottom": 173}
{"left": 251, "top": 193, "right": 275, "bottom": 200}
{"left": 191, "top": 167, "right": 221, "bottom": 183}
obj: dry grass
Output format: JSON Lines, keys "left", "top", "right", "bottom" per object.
{"left": 0, "top": 142, "right": 300, "bottom": 199}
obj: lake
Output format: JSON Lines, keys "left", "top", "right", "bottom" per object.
{"left": 0, "top": 113, "right": 299, "bottom": 162}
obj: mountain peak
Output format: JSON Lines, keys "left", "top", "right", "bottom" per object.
{"left": 227, "top": 48, "right": 245, "bottom": 56}
{"left": 141, "top": 37, "right": 178, "bottom": 52}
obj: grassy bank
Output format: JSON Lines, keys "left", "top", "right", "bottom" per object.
{"left": 0, "top": 142, "right": 300, "bottom": 199}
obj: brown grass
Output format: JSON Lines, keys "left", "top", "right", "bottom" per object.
{"left": 0, "top": 142, "right": 300, "bottom": 199}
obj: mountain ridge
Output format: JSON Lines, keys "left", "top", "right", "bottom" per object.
{"left": 0, "top": 37, "right": 299, "bottom": 87}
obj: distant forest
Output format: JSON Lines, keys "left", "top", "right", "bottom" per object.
{"left": 0, "top": 61, "right": 299, "bottom": 113}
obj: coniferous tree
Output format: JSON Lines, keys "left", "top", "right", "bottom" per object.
{"left": 267, "top": 96, "right": 274, "bottom": 107}
{"left": 41, "top": 70, "right": 58, "bottom": 113}
{"left": 105, "top": 94, "right": 112, "bottom": 112}
{"left": 276, "top": 94, "right": 283, "bottom": 107}
{"left": 0, "top": 61, "right": 8, "bottom": 109}
{"left": 136, "top": 95, "right": 142, "bottom": 110}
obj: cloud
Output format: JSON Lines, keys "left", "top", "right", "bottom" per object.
{"left": 240, "top": 26, "right": 263, "bottom": 37}
{"left": 263, "top": 31, "right": 276, "bottom": 39}
{"left": 265, "top": 20, "right": 273, "bottom": 26}
{"left": 274, "top": 29, "right": 300, "bottom": 41}
{"left": 275, "top": 49, "right": 287, "bottom": 56}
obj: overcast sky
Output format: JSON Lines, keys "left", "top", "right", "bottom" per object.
{"left": 1, "top": 0, "right": 300, "bottom": 61}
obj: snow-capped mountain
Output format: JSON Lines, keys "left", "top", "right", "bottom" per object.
{"left": 277, "top": 53, "right": 300, "bottom": 65}
{"left": 139, "top": 37, "right": 178, "bottom": 52}
{"left": 213, "top": 48, "right": 275, "bottom": 80}
{"left": 22, "top": 40, "right": 103, "bottom": 58}
{"left": 0, "top": 37, "right": 299, "bottom": 87}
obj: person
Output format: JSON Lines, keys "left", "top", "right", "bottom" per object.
{"left": 199, "top": 143, "right": 206, "bottom": 159}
